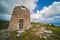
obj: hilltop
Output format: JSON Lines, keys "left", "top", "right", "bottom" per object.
{"left": 0, "top": 20, "right": 60, "bottom": 40}
{"left": 6, "top": 22, "right": 60, "bottom": 40}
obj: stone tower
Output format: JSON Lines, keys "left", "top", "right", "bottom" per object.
{"left": 8, "top": 6, "right": 31, "bottom": 31}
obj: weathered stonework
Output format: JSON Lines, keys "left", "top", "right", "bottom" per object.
{"left": 8, "top": 6, "right": 31, "bottom": 31}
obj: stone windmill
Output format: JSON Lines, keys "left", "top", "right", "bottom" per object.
{"left": 8, "top": 6, "right": 31, "bottom": 31}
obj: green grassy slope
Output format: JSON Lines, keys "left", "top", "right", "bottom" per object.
{"left": 0, "top": 20, "right": 9, "bottom": 29}
{"left": 31, "top": 22, "right": 60, "bottom": 40}
{"left": 0, "top": 20, "right": 60, "bottom": 40}
{"left": 6, "top": 22, "right": 60, "bottom": 40}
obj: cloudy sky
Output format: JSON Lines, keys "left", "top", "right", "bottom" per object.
{"left": 0, "top": 0, "right": 60, "bottom": 26}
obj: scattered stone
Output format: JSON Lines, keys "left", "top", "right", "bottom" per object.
{"left": 31, "top": 26, "right": 53, "bottom": 39}
{"left": 16, "top": 34, "right": 20, "bottom": 36}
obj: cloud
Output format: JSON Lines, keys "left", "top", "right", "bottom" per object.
{"left": 0, "top": 0, "right": 38, "bottom": 20}
{"left": 31, "top": 2, "right": 60, "bottom": 24}
{"left": 0, "top": 0, "right": 60, "bottom": 26}
{"left": 0, "top": 13, "right": 11, "bottom": 20}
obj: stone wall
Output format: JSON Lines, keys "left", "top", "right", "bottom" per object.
{"left": 8, "top": 6, "right": 31, "bottom": 31}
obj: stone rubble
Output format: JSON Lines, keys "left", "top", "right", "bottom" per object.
{"left": 31, "top": 26, "right": 53, "bottom": 39}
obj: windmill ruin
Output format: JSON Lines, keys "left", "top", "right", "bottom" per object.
{"left": 8, "top": 6, "right": 31, "bottom": 31}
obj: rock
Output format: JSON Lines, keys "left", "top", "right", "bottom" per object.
{"left": 44, "top": 30, "right": 52, "bottom": 34}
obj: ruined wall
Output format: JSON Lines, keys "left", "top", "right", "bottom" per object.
{"left": 8, "top": 6, "right": 31, "bottom": 31}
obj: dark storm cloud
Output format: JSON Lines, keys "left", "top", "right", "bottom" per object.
{"left": 0, "top": 0, "right": 15, "bottom": 20}
{"left": 0, "top": 0, "right": 37, "bottom": 20}
{"left": 0, "top": 0, "right": 8, "bottom": 13}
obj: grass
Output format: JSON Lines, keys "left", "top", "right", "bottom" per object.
{"left": 47, "top": 27, "right": 60, "bottom": 39}
{"left": 31, "top": 22, "right": 60, "bottom": 40}
{"left": 0, "top": 20, "right": 60, "bottom": 40}
{"left": 0, "top": 20, "right": 9, "bottom": 29}
{"left": 6, "top": 30, "right": 42, "bottom": 40}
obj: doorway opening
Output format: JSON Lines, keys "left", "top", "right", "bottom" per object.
{"left": 19, "top": 19, "right": 24, "bottom": 29}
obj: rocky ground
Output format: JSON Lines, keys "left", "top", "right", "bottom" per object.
{"left": 31, "top": 26, "right": 53, "bottom": 39}
{"left": 0, "top": 24, "right": 60, "bottom": 40}
{"left": 0, "top": 26, "right": 53, "bottom": 40}
{"left": 0, "top": 29, "right": 8, "bottom": 40}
